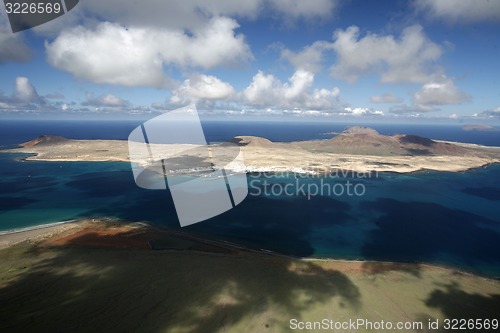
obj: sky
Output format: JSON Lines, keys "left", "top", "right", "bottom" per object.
{"left": 0, "top": 0, "right": 499, "bottom": 122}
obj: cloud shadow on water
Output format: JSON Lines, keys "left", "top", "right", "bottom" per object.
{"left": 360, "top": 198, "right": 500, "bottom": 275}
{"left": 0, "top": 177, "right": 58, "bottom": 194}
{"left": 85, "top": 187, "right": 353, "bottom": 257}
{"left": 66, "top": 171, "right": 138, "bottom": 197}
{"left": 188, "top": 194, "right": 353, "bottom": 257}
{"left": 0, "top": 196, "right": 38, "bottom": 211}
{"left": 462, "top": 187, "right": 500, "bottom": 201}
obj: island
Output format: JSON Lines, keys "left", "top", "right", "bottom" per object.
{"left": 4, "top": 126, "right": 500, "bottom": 173}
{"left": 463, "top": 124, "right": 500, "bottom": 132}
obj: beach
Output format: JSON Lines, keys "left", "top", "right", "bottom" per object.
{"left": 0, "top": 220, "right": 87, "bottom": 250}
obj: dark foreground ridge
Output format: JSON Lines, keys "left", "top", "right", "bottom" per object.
{"left": 0, "top": 221, "right": 498, "bottom": 333}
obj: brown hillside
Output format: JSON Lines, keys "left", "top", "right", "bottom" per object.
{"left": 22, "top": 135, "right": 69, "bottom": 147}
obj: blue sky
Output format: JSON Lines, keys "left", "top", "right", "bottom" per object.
{"left": 0, "top": 0, "right": 499, "bottom": 122}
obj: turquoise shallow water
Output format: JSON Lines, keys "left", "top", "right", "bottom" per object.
{"left": 0, "top": 151, "right": 499, "bottom": 277}
{"left": 0, "top": 153, "right": 134, "bottom": 230}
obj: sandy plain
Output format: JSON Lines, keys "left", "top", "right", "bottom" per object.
{"left": 5, "top": 127, "right": 500, "bottom": 174}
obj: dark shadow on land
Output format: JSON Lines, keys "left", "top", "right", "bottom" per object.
{"left": 86, "top": 187, "right": 353, "bottom": 257}
{"left": 42, "top": 226, "right": 236, "bottom": 254}
{"left": 425, "top": 283, "right": 500, "bottom": 332}
{"left": 360, "top": 199, "right": 500, "bottom": 276}
{"left": 0, "top": 244, "right": 361, "bottom": 333}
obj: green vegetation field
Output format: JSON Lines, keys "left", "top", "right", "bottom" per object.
{"left": 0, "top": 240, "right": 499, "bottom": 333}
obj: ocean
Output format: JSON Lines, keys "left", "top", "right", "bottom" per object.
{"left": 1, "top": 119, "right": 500, "bottom": 146}
{"left": 0, "top": 120, "right": 499, "bottom": 277}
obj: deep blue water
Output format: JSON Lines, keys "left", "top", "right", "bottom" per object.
{"left": 0, "top": 120, "right": 499, "bottom": 277}
{"left": 1, "top": 119, "right": 500, "bottom": 146}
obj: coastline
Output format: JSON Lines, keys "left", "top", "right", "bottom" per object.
{"left": 2, "top": 134, "right": 500, "bottom": 174}
{"left": 0, "top": 219, "right": 90, "bottom": 250}
{"left": 0, "top": 219, "right": 78, "bottom": 236}
{"left": 1, "top": 133, "right": 498, "bottom": 280}
{"left": 2, "top": 147, "right": 499, "bottom": 174}
{"left": 1, "top": 217, "right": 498, "bottom": 281}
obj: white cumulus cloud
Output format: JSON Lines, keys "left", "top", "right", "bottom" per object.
{"left": 341, "top": 107, "right": 384, "bottom": 116}
{"left": 14, "top": 77, "right": 41, "bottom": 103}
{"left": 0, "top": 77, "right": 56, "bottom": 112}
{"left": 330, "top": 25, "right": 442, "bottom": 83}
{"left": 45, "top": 18, "right": 252, "bottom": 87}
{"left": 82, "top": 93, "right": 128, "bottom": 107}
{"left": 413, "top": 75, "right": 470, "bottom": 105}
{"left": 281, "top": 41, "right": 333, "bottom": 72}
{"left": 242, "top": 69, "right": 340, "bottom": 109}
{"left": 170, "top": 74, "right": 236, "bottom": 105}
{"left": 414, "top": 0, "right": 500, "bottom": 23}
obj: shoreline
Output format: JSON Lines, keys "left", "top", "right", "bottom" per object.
{"left": 1, "top": 218, "right": 498, "bottom": 281}
{"left": 10, "top": 154, "right": 500, "bottom": 174}
{"left": 205, "top": 236, "right": 500, "bottom": 281}
{"left": 0, "top": 216, "right": 120, "bottom": 236}
{"left": 0, "top": 219, "right": 79, "bottom": 236}
{"left": 2, "top": 132, "right": 500, "bottom": 174}
{"left": 2, "top": 148, "right": 499, "bottom": 176}
{"left": 0, "top": 219, "right": 90, "bottom": 250}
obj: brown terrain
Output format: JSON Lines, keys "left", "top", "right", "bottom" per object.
{"left": 294, "top": 126, "right": 472, "bottom": 156}
{"left": 21, "top": 135, "right": 69, "bottom": 147}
